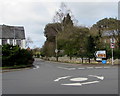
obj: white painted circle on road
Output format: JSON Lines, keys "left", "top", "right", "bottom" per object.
{"left": 70, "top": 77, "right": 88, "bottom": 82}
{"left": 62, "top": 83, "right": 82, "bottom": 86}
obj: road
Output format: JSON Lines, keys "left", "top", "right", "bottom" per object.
{"left": 2, "top": 58, "right": 119, "bottom": 94}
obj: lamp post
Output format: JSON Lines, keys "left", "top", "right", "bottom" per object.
{"left": 111, "top": 37, "right": 114, "bottom": 65}
{"left": 55, "top": 35, "right": 58, "bottom": 61}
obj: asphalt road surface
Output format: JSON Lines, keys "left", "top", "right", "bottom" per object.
{"left": 2, "top": 58, "right": 119, "bottom": 94}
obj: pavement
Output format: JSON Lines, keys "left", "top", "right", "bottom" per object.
{"left": 2, "top": 58, "right": 119, "bottom": 94}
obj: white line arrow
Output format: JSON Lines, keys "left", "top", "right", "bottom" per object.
{"left": 54, "top": 76, "right": 71, "bottom": 82}
{"left": 88, "top": 75, "right": 104, "bottom": 80}
{"left": 61, "top": 81, "right": 100, "bottom": 86}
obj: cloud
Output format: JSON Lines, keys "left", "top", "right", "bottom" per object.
{"left": 0, "top": 1, "right": 58, "bottom": 48}
{"left": 0, "top": 1, "right": 118, "bottom": 48}
{"left": 67, "top": 2, "right": 118, "bottom": 26}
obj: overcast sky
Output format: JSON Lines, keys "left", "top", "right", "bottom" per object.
{"left": 0, "top": 0, "right": 119, "bottom": 48}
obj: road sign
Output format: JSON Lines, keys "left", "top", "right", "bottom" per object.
{"left": 111, "top": 43, "right": 114, "bottom": 49}
{"left": 110, "top": 38, "right": 115, "bottom": 43}
{"left": 95, "top": 50, "right": 106, "bottom": 59}
{"left": 55, "top": 49, "right": 58, "bottom": 53}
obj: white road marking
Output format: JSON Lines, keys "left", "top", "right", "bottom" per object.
{"left": 87, "top": 67, "right": 94, "bottom": 69}
{"left": 89, "top": 75, "right": 104, "bottom": 80}
{"left": 70, "top": 77, "right": 88, "bottom": 82}
{"left": 95, "top": 67, "right": 102, "bottom": 69}
{"left": 61, "top": 83, "right": 82, "bottom": 86}
{"left": 78, "top": 68, "right": 85, "bottom": 70}
{"left": 61, "top": 81, "right": 99, "bottom": 86}
{"left": 33, "top": 65, "right": 40, "bottom": 69}
{"left": 58, "top": 67, "right": 76, "bottom": 70}
{"left": 54, "top": 76, "right": 71, "bottom": 82}
{"left": 103, "top": 67, "right": 110, "bottom": 69}
{"left": 68, "top": 68, "right": 76, "bottom": 70}
{"left": 81, "top": 81, "right": 100, "bottom": 85}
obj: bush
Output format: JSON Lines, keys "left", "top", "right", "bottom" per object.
{"left": 2, "top": 44, "right": 34, "bottom": 67}
{"left": 106, "top": 48, "right": 120, "bottom": 59}
{"left": 36, "top": 53, "right": 40, "bottom": 58}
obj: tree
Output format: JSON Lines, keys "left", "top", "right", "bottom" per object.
{"left": 57, "top": 26, "right": 89, "bottom": 60}
{"left": 41, "top": 41, "right": 56, "bottom": 57}
{"left": 43, "top": 2, "right": 78, "bottom": 60}
{"left": 26, "top": 37, "right": 33, "bottom": 48}
{"left": 90, "top": 18, "right": 120, "bottom": 49}
{"left": 85, "top": 35, "right": 96, "bottom": 63}
{"left": 63, "top": 13, "right": 73, "bottom": 27}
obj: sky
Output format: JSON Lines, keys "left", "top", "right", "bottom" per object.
{"left": 0, "top": 0, "right": 119, "bottom": 48}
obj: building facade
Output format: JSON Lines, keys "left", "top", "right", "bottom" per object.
{"left": 102, "top": 30, "right": 118, "bottom": 49}
{"left": 0, "top": 25, "right": 26, "bottom": 48}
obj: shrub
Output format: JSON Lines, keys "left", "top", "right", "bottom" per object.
{"left": 2, "top": 44, "right": 34, "bottom": 67}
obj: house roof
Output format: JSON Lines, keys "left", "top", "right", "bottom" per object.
{"left": 0, "top": 25, "right": 25, "bottom": 39}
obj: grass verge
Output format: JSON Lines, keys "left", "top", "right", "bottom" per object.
{"left": 1, "top": 64, "right": 33, "bottom": 70}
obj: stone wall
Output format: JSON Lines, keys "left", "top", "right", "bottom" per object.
{"left": 43, "top": 56, "right": 120, "bottom": 65}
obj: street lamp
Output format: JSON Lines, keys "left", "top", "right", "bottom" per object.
{"left": 55, "top": 35, "right": 58, "bottom": 61}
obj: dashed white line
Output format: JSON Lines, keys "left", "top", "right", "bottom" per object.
{"left": 58, "top": 66, "right": 111, "bottom": 71}
{"left": 95, "top": 67, "right": 102, "bottom": 69}
{"left": 58, "top": 67, "right": 76, "bottom": 70}
{"left": 78, "top": 68, "right": 85, "bottom": 70}
{"left": 103, "top": 67, "right": 110, "bottom": 69}
{"left": 87, "top": 67, "right": 94, "bottom": 69}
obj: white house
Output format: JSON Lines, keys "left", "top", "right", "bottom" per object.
{"left": 0, "top": 24, "right": 26, "bottom": 49}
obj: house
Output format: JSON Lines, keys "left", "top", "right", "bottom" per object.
{"left": 0, "top": 24, "right": 26, "bottom": 48}
{"left": 102, "top": 30, "right": 119, "bottom": 49}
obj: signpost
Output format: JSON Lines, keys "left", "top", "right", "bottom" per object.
{"left": 55, "top": 49, "right": 58, "bottom": 53}
{"left": 111, "top": 42, "right": 114, "bottom": 65}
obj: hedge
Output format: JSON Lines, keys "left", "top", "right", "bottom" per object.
{"left": 2, "top": 44, "right": 34, "bottom": 67}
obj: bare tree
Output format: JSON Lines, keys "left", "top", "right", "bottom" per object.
{"left": 53, "top": 2, "right": 78, "bottom": 25}
{"left": 26, "top": 37, "right": 33, "bottom": 48}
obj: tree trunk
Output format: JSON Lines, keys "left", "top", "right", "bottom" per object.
{"left": 70, "top": 56, "right": 72, "bottom": 60}
{"left": 81, "top": 57, "right": 83, "bottom": 64}
{"left": 88, "top": 58, "right": 90, "bottom": 63}
{"left": 56, "top": 56, "right": 58, "bottom": 61}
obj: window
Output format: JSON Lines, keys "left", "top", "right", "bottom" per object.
{"left": 9, "top": 39, "right": 13, "bottom": 45}
{"left": 104, "top": 39, "right": 106, "bottom": 43}
{"left": 16, "top": 40, "right": 21, "bottom": 46}
{"left": 2, "top": 39, "right": 7, "bottom": 45}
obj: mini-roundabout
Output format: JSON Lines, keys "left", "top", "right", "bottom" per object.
{"left": 54, "top": 75, "right": 104, "bottom": 86}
